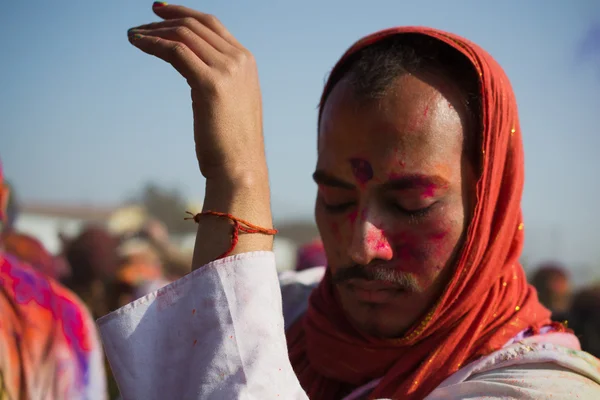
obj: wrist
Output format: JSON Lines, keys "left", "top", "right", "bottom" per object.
{"left": 205, "top": 168, "right": 270, "bottom": 196}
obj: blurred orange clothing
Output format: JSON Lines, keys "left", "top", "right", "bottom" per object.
{"left": 0, "top": 252, "right": 106, "bottom": 399}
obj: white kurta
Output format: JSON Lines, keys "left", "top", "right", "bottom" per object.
{"left": 98, "top": 252, "right": 600, "bottom": 399}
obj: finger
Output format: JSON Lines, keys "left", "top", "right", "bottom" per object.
{"left": 128, "top": 27, "right": 224, "bottom": 67}
{"left": 130, "top": 18, "right": 233, "bottom": 55}
{"left": 127, "top": 33, "right": 211, "bottom": 88}
{"left": 151, "top": 2, "right": 241, "bottom": 47}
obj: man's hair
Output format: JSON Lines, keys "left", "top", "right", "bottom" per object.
{"left": 319, "top": 34, "right": 482, "bottom": 162}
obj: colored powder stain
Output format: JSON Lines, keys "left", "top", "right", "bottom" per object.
{"left": 348, "top": 210, "right": 358, "bottom": 224}
{"left": 331, "top": 221, "right": 341, "bottom": 240}
{"left": 365, "top": 229, "right": 393, "bottom": 258}
{"left": 192, "top": 309, "right": 196, "bottom": 315}
{"left": 193, "top": 339, "right": 197, "bottom": 346}
{"left": 421, "top": 183, "right": 437, "bottom": 199}
{"left": 349, "top": 158, "right": 373, "bottom": 185}
{"left": 430, "top": 232, "right": 447, "bottom": 241}
{"left": 376, "top": 239, "right": 390, "bottom": 252}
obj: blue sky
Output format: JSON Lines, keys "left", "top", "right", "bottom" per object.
{"left": 1, "top": 0, "right": 599, "bottom": 268}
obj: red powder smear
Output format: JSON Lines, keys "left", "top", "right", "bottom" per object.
{"left": 429, "top": 232, "right": 448, "bottom": 241}
{"left": 349, "top": 158, "right": 374, "bottom": 185}
{"left": 331, "top": 221, "right": 341, "bottom": 240}
{"left": 192, "top": 309, "right": 196, "bottom": 315}
{"left": 193, "top": 339, "right": 197, "bottom": 346}
{"left": 365, "top": 228, "right": 393, "bottom": 258}
{"left": 388, "top": 231, "right": 421, "bottom": 266}
{"left": 422, "top": 182, "right": 437, "bottom": 199}
{"left": 348, "top": 210, "right": 358, "bottom": 224}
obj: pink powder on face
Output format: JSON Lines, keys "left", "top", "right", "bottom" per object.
{"left": 429, "top": 231, "right": 447, "bottom": 241}
{"left": 331, "top": 221, "right": 341, "bottom": 241}
{"left": 349, "top": 210, "right": 359, "bottom": 225}
{"left": 421, "top": 182, "right": 437, "bottom": 198}
{"left": 364, "top": 228, "right": 393, "bottom": 259}
{"left": 349, "top": 158, "right": 374, "bottom": 185}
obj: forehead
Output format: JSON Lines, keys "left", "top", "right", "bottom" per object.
{"left": 318, "top": 74, "right": 467, "bottom": 175}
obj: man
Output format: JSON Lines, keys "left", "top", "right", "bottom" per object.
{"left": 0, "top": 161, "right": 107, "bottom": 399}
{"left": 569, "top": 285, "right": 600, "bottom": 359}
{"left": 530, "top": 262, "right": 572, "bottom": 322}
{"left": 98, "top": 3, "right": 600, "bottom": 399}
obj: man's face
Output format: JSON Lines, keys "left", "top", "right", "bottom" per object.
{"left": 315, "top": 73, "right": 476, "bottom": 338}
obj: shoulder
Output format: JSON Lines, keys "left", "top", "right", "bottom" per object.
{"left": 0, "top": 252, "right": 98, "bottom": 355}
{"left": 427, "top": 337, "right": 600, "bottom": 399}
{"left": 279, "top": 266, "right": 325, "bottom": 330}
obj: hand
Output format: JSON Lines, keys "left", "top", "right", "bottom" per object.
{"left": 128, "top": 3, "right": 267, "bottom": 181}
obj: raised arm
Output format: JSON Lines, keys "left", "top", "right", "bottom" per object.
{"left": 128, "top": 2, "right": 273, "bottom": 267}
{"left": 98, "top": 4, "right": 308, "bottom": 399}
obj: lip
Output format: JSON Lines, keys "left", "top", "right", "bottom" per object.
{"left": 347, "top": 279, "right": 399, "bottom": 291}
{"left": 344, "top": 279, "right": 404, "bottom": 303}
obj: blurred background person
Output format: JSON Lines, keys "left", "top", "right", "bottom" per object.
{"left": 2, "top": 231, "right": 71, "bottom": 281}
{"left": 569, "top": 285, "right": 600, "bottom": 358}
{"left": 530, "top": 262, "right": 572, "bottom": 322}
{"left": 295, "top": 238, "right": 327, "bottom": 271}
{"left": 0, "top": 160, "right": 107, "bottom": 399}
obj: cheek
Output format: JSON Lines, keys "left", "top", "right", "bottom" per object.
{"left": 387, "top": 222, "right": 460, "bottom": 277}
{"left": 315, "top": 206, "right": 343, "bottom": 260}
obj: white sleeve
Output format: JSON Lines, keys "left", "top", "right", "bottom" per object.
{"left": 426, "top": 363, "right": 600, "bottom": 399}
{"left": 425, "top": 340, "right": 600, "bottom": 400}
{"left": 97, "top": 251, "right": 308, "bottom": 400}
{"left": 83, "top": 307, "right": 108, "bottom": 400}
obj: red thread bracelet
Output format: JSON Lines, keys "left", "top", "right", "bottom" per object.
{"left": 185, "top": 211, "right": 278, "bottom": 259}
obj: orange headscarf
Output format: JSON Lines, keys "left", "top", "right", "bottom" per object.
{"left": 287, "top": 27, "right": 558, "bottom": 399}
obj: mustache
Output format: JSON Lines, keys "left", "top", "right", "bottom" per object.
{"left": 331, "top": 263, "right": 421, "bottom": 293}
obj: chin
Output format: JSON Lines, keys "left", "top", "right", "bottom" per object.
{"left": 339, "top": 291, "right": 415, "bottom": 338}
{"left": 350, "top": 311, "right": 412, "bottom": 339}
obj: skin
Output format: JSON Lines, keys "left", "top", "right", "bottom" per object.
{"left": 315, "top": 72, "right": 477, "bottom": 338}
{"left": 128, "top": 4, "right": 273, "bottom": 269}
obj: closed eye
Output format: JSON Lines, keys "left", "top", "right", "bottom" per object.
{"left": 322, "top": 200, "right": 356, "bottom": 214}
{"left": 394, "top": 202, "right": 436, "bottom": 219}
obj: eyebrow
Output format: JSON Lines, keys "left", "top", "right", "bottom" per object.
{"left": 312, "top": 170, "right": 355, "bottom": 189}
{"left": 380, "top": 175, "right": 450, "bottom": 191}
{"left": 312, "top": 170, "right": 449, "bottom": 191}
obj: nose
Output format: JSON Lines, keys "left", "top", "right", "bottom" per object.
{"left": 348, "top": 210, "right": 393, "bottom": 265}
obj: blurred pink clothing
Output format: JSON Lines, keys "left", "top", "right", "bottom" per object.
{"left": 0, "top": 252, "right": 106, "bottom": 399}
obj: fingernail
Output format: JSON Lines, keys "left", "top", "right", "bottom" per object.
{"left": 152, "top": 1, "right": 168, "bottom": 7}
{"left": 128, "top": 32, "right": 143, "bottom": 41}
